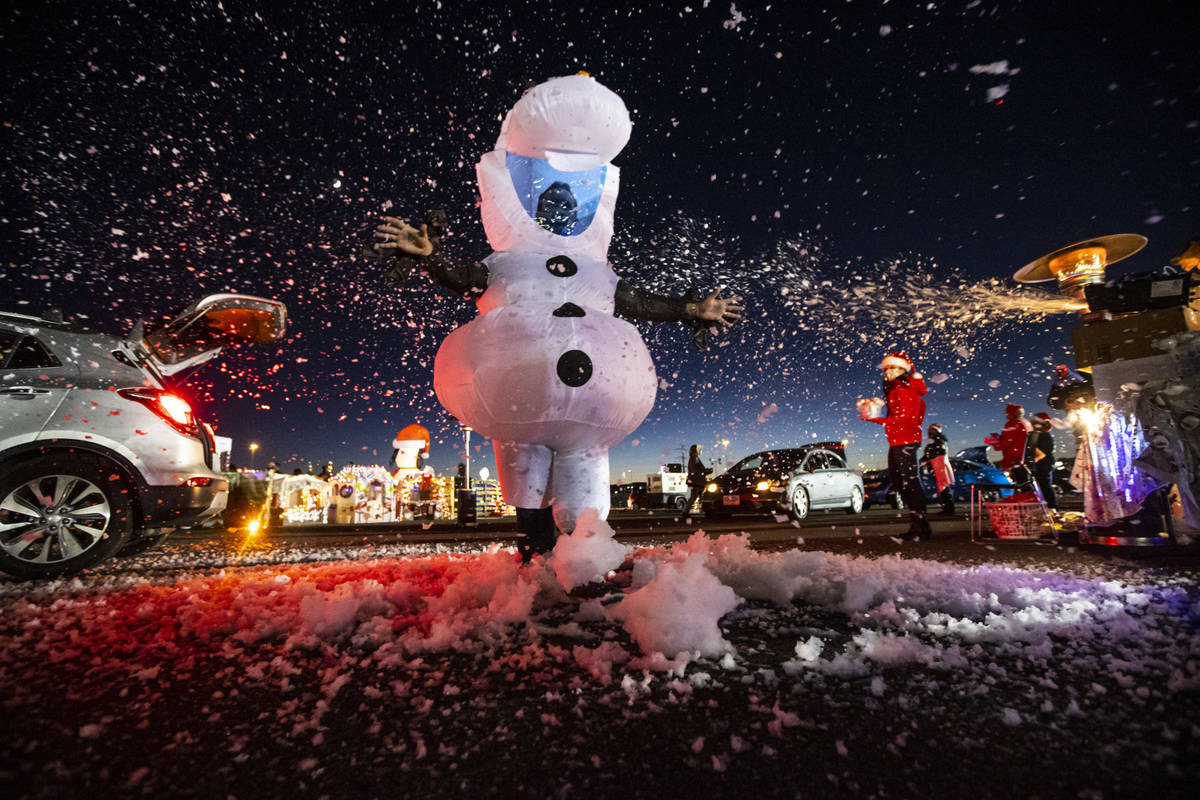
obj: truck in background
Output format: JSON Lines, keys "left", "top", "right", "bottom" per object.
{"left": 642, "top": 464, "right": 690, "bottom": 511}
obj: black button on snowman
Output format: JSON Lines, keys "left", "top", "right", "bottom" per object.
{"left": 546, "top": 255, "right": 578, "bottom": 278}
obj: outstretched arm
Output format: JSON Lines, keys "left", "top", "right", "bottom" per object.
{"left": 370, "top": 213, "right": 487, "bottom": 298}
{"left": 614, "top": 283, "right": 744, "bottom": 349}
{"left": 615, "top": 283, "right": 743, "bottom": 324}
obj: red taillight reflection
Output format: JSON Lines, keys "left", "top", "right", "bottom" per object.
{"left": 185, "top": 477, "right": 213, "bottom": 487}
{"left": 118, "top": 388, "right": 197, "bottom": 436}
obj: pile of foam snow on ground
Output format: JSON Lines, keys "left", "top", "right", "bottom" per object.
{"left": 3, "top": 524, "right": 1199, "bottom": 798}
{"left": 548, "top": 509, "right": 630, "bottom": 591}
{"left": 2, "top": 526, "right": 1197, "bottom": 689}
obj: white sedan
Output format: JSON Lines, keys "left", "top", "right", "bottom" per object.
{"left": 782, "top": 447, "right": 865, "bottom": 521}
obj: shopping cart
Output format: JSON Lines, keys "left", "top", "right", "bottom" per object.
{"left": 970, "top": 482, "right": 1055, "bottom": 541}
{"left": 982, "top": 501, "right": 1054, "bottom": 539}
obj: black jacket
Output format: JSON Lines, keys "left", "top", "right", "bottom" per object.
{"left": 922, "top": 428, "right": 948, "bottom": 461}
{"left": 1031, "top": 430, "right": 1054, "bottom": 465}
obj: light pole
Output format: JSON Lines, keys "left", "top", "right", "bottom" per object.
{"left": 249, "top": 442, "right": 259, "bottom": 470}
{"left": 461, "top": 425, "right": 473, "bottom": 489}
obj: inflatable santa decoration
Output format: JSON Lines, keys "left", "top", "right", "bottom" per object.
{"left": 392, "top": 424, "right": 430, "bottom": 479}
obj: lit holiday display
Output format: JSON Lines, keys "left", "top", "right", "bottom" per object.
{"left": 1019, "top": 236, "right": 1199, "bottom": 544}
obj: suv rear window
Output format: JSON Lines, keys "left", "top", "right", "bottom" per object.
{"left": 2, "top": 335, "right": 60, "bottom": 369}
{"left": 0, "top": 330, "right": 18, "bottom": 364}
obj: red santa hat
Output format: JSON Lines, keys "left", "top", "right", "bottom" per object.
{"left": 393, "top": 424, "right": 431, "bottom": 457}
{"left": 928, "top": 423, "right": 942, "bottom": 433}
{"left": 879, "top": 351, "right": 913, "bottom": 372}
{"left": 1005, "top": 403, "right": 1024, "bottom": 418}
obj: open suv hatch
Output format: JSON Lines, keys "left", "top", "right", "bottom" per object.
{"left": 0, "top": 294, "right": 286, "bottom": 578}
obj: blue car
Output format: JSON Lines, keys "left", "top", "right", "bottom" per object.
{"left": 862, "top": 457, "right": 1014, "bottom": 509}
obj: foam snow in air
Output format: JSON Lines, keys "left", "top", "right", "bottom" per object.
{"left": 549, "top": 509, "right": 629, "bottom": 590}
{"left": 969, "top": 60, "right": 1019, "bottom": 76}
{"left": 986, "top": 84, "right": 1010, "bottom": 103}
{"left": 609, "top": 551, "right": 739, "bottom": 658}
{"left": 722, "top": 3, "right": 747, "bottom": 30}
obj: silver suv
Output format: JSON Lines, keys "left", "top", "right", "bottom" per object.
{"left": 0, "top": 294, "right": 286, "bottom": 578}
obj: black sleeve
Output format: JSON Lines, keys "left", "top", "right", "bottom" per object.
{"left": 379, "top": 251, "right": 488, "bottom": 299}
{"left": 421, "top": 253, "right": 489, "bottom": 298}
{"left": 614, "top": 280, "right": 716, "bottom": 350}
{"left": 613, "top": 280, "right": 692, "bottom": 322}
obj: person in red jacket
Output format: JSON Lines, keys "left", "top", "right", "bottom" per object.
{"left": 998, "top": 403, "right": 1032, "bottom": 471}
{"left": 859, "top": 351, "right": 930, "bottom": 539}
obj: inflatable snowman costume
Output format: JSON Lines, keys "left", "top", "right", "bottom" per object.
{"left": 375, "top": 74, "right": 742, "bottom": 557}
{"left": 435, "top": 74, "right": 655, "bottom": 538}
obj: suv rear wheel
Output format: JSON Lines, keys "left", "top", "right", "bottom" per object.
{"left": 0, "top": 454, "right": 133, "bottom": 579}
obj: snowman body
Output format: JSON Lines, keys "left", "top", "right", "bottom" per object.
{"left": 431, "top": 75, "right": 657, "bottom": 532}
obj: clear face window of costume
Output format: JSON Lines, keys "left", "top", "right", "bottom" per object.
{"left": 505, "top": 153, "right": 607, "bottom": 237}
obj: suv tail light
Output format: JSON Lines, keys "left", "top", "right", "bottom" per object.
{"left": 118, "top": 388, "right": 198, "bottom": 436}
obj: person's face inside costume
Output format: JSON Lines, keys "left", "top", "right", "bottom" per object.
{"left": 505, "top": 153, "right": 607, "bottom": 237}
{"left": 535, "top": 181, "right": 578, "bottom": 234}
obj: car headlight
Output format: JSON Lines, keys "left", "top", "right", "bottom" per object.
{"left": 706, "top": 483, "right": 719, "bottom": 493}
{"left": 755, "top": 480, "right": 770, "bottom": 491}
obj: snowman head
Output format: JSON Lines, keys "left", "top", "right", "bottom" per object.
{"left": 477, "top": 74, "right": 632, "bottom": 258}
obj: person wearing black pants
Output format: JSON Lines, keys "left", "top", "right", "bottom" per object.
{"left": 860, "top": 351, "right": 930, "bottom": 539}
{"left": 685, "top": 444, "right": 712, "bottom": 515}
{"left": 1029, "top": 412, "right": 1058, "bottom": 511}
{"left": 515, "top": 507, "right": 558, "bottom": 560}
{"left": 889, "top": 442, "right": 928, "bottom": 519}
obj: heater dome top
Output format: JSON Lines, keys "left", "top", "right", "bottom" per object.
{"left": 1014, "top": 233, "right": 1147, "bottom": 283}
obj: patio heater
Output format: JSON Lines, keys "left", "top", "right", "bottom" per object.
{"left": 1012, "top": 233, "right": 1146, "bottom": 310}
{"left": 1014, "top": 234, "right": 1200, "bottom": 546}
{"left": 457, "top": 424, "right": 476, "bottom": 526}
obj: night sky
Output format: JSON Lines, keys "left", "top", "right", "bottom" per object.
{"left": 2, "top": 1, "right": 1196, "bottom": 480}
